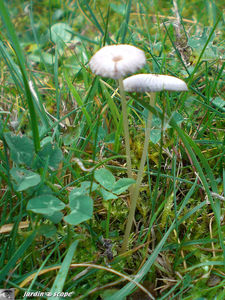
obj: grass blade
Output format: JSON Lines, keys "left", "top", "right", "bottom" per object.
{"left": 77, "top": 0, "right": 104, "bottom": 36}
{"left": 0, "top": 231, "right": 36, "bottom": 283}
{"left": 108, "top": 179, "right": 198, "bottom": 299}
{"left": 0, "top": 2, "right": 40, "bottom": 152}
{"left": 188, "top": 15, "right": 222, "bottom": 84}
{"left": 64, "top": 70, "right": 92, "bottom": 127}
{"left": 135, "top": 98, "right": 225, "bottom": 266}
{"left": 121, "top": 0, "right": 132, "bottom": 43}
{"left": 48, "top": 240, "right": 79, "bottom": 300}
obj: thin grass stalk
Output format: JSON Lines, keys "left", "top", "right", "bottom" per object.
{"left": 121, "top": 93, "right": 155, "bottom": 253}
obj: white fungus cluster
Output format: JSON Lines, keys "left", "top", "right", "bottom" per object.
{"left": 88, "top": 43, "right": 188, "bottom": 254}
{"left": 89, "top": 44, "right": 146, "bottom": 79}
{"left": 89, "top": 44, "right": 188, "bottom": 92}
{"left": 123, "top": 74, "right": 188, "bottom": 92}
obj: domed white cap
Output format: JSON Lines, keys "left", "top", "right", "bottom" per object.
{"left": 89, "top": 45, "right": 146, "bottom": 79}
{"left": 123, "top": 74, "right": 188, "bottom": 92}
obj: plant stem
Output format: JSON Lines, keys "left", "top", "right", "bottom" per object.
{"left": 106, "top": 199, "right": 112, "bottom": 239}
{"left": 121, "top": 93, "right": 155, "bottom": 253}
{"left": 118, "top": 78, "right": 133, "bottom": 180}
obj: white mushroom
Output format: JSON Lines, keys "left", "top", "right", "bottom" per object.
{"left": 123, "top": 74, "right": 188, "bottom": 92}
{"left": 121, "top": 73, "right": 188, "bottom": 253}
{"left": 89, "top": 44, "right": 146, "bottom": 79}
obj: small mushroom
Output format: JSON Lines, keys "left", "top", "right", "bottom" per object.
{"left": 121, "top": 73, "right": 188, "bottom": 252}
{"left": 89, "top": 45, "right": 146, "bottom": 181}
{"left": 123, "top": 74, "right": 188, "bottom": 92}
{"left": 89, "top": 44, "right": 146, "bottom": 79}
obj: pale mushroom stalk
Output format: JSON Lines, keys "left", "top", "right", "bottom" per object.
{"left": 118, "top": 78, "right": 133, "bottom": 180}
{"left": 121, "top": 92, "right": 155, "bottom": 253}
{"left": 121, "top": 74, "right": 188, "bottom": 252}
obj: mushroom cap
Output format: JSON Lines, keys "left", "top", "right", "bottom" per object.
{"left": 123, "top": 74, "right": 188, "bottom": 92}
{"left": 89, "top": 45, "right": 146, "bottom": 79}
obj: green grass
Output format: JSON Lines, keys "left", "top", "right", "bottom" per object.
{"left": 0, "top": 0, "right": 224, "bottom": 299}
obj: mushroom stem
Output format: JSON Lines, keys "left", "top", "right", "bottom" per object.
{"left": 121, "top": 93, "right": 155, "bottom": 253}
{"left": 118, "top": 78, "right": 133, "bottom": 180}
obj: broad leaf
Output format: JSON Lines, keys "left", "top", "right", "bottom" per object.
{"left": 4, "top": 133, "right": 34, "bottom": 167}
{"left": 36, "top": 142, "right": 63, "bottom": 170}
{"left": 149, "top": 112, "right": 183, "bottom": 144}
{"left": 27, "top": 194, "right": 65, "bottom": 215}
{"left": 80, "top": 181, "right": 98, "bottom": 192}
{"left": 50, "top": 23, "right": 72, "bottom": 44}
{"left": 172, "top": 112, "right": 184, "bottom": 125}
{"left": 100, "top": 188, "right": 118, "bottom": 201}
{"left": 94, "top": 168, "right": 116, "bottom": 191}
{"left": 37, "top": 224, "right": 57, "bottom": 238}
{"left": 188, "top": 27, "right": 218, "bottom": 59}
{"left": 44, "top": 211, "right": 64, "bottom": 224}
{"left": 50, "top": 22, "right": 72, "bottom": 54}
{"left": 110, "top": 3, "right": 126, "bottom": 15}
{"left": 150, "top": 129, "right": 161, "bottom": 144}
{"left": 64, "top": 194, "right": 93, "bottom": 225}
{"left": 212, "top": 97, "right": 225, "bottom": 112}
{"left": 29, "top": 52, "right": 55, "bottom": 65}
{"left": 10, "top": 167, "right": 40, "bottom": 191}
{"left": 112, "top": 178, "right": 135, "bottom": 195}
{"left": 70, "top": 182, "right": 98, "bottom": 198}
